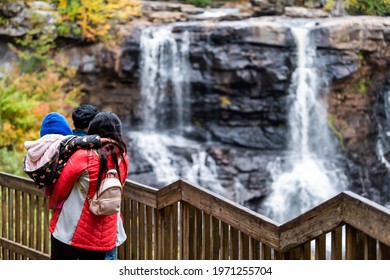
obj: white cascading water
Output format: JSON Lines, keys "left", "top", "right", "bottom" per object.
{"left": 139, "top": 26, "right": 190, "bottom": 131}
{"left": 377, "top": 87, "right": 390, "bottom": 169}
{"left": 264, "top": 27, "right": 348, "bottom": 223}
{"left": 130, "top": 25, "right": 226, "bottom": 196}
{"left": 376, "top": 85, "right": 390, "bottom": 208}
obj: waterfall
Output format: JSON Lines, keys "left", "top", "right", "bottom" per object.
{"left": 129, "top": 25, "right": 225, "bottom": 196}
{"left": 377, "top": 85, "right": 390, "bottom": 169}
{"left": 130, "top": 132, "right": 179, "bottom": 184}
{"left": 264, "top": 27, "right": 348, "bottom": 223}
{"left": 376, "top": 85, "right": 390, "bottom": 207}
{"left": 185, "top": 150, "right": 226, "bottom": 195}
{"left": 139, "top": 26, "right": 190, "bottom": 131}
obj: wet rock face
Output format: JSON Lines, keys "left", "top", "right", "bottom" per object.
{"left": 312, "top": 18, "right": 390, "bottom": 204}
{"left": 117, "top": 17, "right": 390, "bottom": 154}
{"left": 176, "top": 22, "right": 295, "bottom": 151}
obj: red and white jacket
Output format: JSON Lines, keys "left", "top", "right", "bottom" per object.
{"left": 49, "top": 148, "right": 129, "bottom": 251}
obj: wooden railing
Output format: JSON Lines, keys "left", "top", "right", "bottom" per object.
{"left": 1, "top": 171, "right": 390, "bottom": 260}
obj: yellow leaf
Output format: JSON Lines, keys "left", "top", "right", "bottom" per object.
{"left": 220, "top": 96, "right": 231, "bottom": 108}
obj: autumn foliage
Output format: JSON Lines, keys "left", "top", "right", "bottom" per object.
{"left": 0, "top": 1, "right": 142, "bottom": 175}
{"left": 0, "top": 6, "right": 82, "bottom": 175}
{"left": 55, "top": 0, "right": 142, "bottom": 41}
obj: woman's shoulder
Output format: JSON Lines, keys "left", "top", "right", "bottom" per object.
{"left": 70, "top": 149, "right": 100, "bottom": 161}
{"left": 63, "top": 149, "right": 100, "bottom": 174}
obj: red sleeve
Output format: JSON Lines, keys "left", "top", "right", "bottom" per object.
{"left": 48, "top": 149, "right": 89, "bottom": 209}
{"left": 120, "top": 154, "right": 129, "bottom": 184}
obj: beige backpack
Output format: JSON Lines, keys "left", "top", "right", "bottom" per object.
{"left": 88, "top": 169, "right": 123, "bottom": 216}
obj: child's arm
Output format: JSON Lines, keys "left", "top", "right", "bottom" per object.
{"left": 62, "top": 135, "right": 102, "bottom": 156}
{"left": 25, "top": 135, "right": 108, "bottom": 193}
{"left": 45, "top": 135, "right": 104, "bottom": 196}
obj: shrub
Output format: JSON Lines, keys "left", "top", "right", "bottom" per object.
{"left": 181, "top": 0, "right": 213, "bottom": 7}
{"left": 324, "top": 0, "right": 390, "bottom": 16}
{"left": 347, "top": 0, "right": 390, "bottom": 16}
{"left": 54, "top": 0, "right": 141, "bottom": 41}
{"left": 0, "top": 10, "right": 81, "bottom": 176}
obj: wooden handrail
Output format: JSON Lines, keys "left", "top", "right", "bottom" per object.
{"left": 180, "top": 180, "right": 280, "bottom": 248}
{"left": 125, "top": 178, "right": 280, "bottom": 248}
{"left": 279, "top": 192, "right": 344, "bottom": 251}
{"left": 341, "top": 191, "right": 390, "bottom": 245}
{"left": 279, "top": 191, "right": 390, "bottom": 250}
{"left": 0, "top": 172, "right": 44, "bottom": 196}
{"left": 124, "top": 179, "right": 158, "bottom": 208}
{"left": 124, "top": 177, "right": 390, "bottom": 250}
{"left": 0, "top": 237, "right": 50, "bottom": 260}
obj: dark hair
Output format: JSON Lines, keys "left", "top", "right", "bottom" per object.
{"left": 72, "top": 104, "right": 99, "bottom": 129}
{"left": 88, "top": 112, "right": 128, "bottom": 185}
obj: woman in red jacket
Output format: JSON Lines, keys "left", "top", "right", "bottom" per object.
{"left": 49, "top": 112, "right": 129, "bottom": 260}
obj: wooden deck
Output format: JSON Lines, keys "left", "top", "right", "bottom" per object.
{"left": 1, "top": 171, "right": 390, "bottom": 260}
